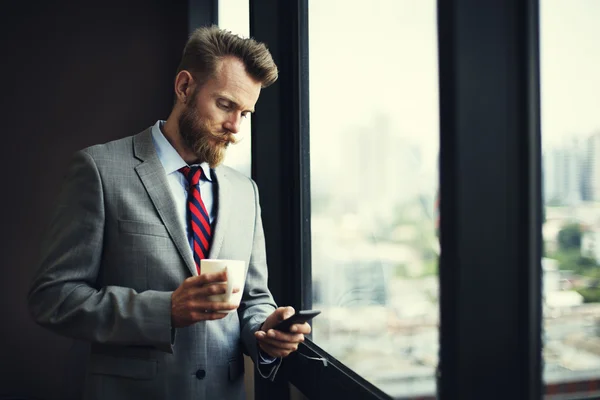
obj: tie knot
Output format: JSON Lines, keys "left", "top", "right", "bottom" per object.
{"left": 179, "top": 166, "right": 202, "bottom": 186}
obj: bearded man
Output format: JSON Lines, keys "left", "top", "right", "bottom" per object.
{"left": 27, "top": 26, "right": 309, "bottom": 400}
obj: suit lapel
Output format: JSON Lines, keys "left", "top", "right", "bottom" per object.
{"left": 208, "top": 167, "right": 231, "bottom": 260}
{"left": 133, "top": 129, "right": 197, "bottom": 277}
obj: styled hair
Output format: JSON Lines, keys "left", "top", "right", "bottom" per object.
{"left": 176, "top": 25, "right": 278, "bottom": 88}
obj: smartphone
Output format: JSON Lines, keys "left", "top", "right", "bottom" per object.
{"left": 273, "top": 309, "right": 321, "bottom": 332}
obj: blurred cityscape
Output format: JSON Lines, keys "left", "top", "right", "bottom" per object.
{"left": 311, "top": 128, "right": 600, "bottom": 398}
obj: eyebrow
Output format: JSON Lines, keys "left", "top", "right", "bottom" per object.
{"left": 217, "top": 94, "right": 255, "bottom": 114}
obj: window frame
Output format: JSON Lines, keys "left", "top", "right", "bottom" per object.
{"left": 189, "top": 0, "right": 217, "bottom": 32}
{"left": 250, "top": 0, "right": 313, "bottom": 398}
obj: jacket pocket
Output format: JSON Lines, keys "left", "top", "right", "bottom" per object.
{"left": 118, "top": 219, "right": 169, "bottom": 238}
{"left": 89, "top": 354, "right": 158, "bottom": 380}
{"left": 228, "top": 358, "right": 245, "bottom": 381}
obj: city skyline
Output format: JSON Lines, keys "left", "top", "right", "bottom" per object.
{"left": 544, "top": 130, "right": 600, "bottom": 205}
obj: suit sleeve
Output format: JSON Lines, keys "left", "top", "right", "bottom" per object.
{"left": 28, "top": 150, "right": 174, "bottom": 353}
{"left": 237, "top": 179, "right": 282, "bottom": 380}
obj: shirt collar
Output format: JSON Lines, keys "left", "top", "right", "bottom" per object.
{"left": 151, "top": 120, "right": 213, "bottom": 181}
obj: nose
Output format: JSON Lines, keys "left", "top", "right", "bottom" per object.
{"left": 223, "top": 113, "right": 242, "bottom": 134}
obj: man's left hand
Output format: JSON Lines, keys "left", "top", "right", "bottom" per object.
{"left": 254, "top": 307, "right": 311, "bottom": 358}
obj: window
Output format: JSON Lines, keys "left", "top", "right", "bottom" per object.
{"left": 309, "top": 1, "right": 439, "bottom": 397}
{"left": 541, "top": 1, "right": 600, "bottom": 397}
{"left": 250, "top": 1, "right": 549, "bottom": 398}
{"left": 219, "top": 0, "right": 252, "bottom": 177}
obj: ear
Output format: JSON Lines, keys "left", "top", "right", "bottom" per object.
{"left": 174, "top": 70, "right": 195, "bottom": 104}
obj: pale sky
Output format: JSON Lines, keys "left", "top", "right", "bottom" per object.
{"left": 541, "top": 0, "right": 600, "bottom": 147}
{"left": 219, "top": 0, "right": 600, "bottom": 167}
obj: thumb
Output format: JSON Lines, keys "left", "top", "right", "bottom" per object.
{"left": 262, "top": 306, "right": 296, "bottom": 331}
{"left": 280, "top": 306, "right": 295, "bottom": 320}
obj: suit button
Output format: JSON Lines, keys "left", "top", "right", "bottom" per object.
{"left": 196, "top": 369, "right": 206, "bottom": 380}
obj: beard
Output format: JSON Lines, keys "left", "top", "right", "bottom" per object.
{"left": 178, "top": 99, "right": 237, "bottom": 168}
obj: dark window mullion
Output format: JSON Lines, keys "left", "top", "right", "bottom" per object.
{"left": 437, "top": 0, "right": 542, "bottom": 399}
{"left": 188, "top": 0, "right": 217, "bottom": 32}
{"left": 250, "top": 0, "right": 308, "bottom": 398}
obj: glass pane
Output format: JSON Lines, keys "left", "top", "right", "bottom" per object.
{"left": 309, "top": 1, "right": 439, "bottom": 398}
{"left": 218, "top": 0, "right": 252, "bottom": 177}
{"left": 541, "top": 1, "right": 600, "bottom": 397}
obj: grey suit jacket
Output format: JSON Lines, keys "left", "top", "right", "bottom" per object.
{"left": 28, "top": 128, "right": 280, "bottom": 399}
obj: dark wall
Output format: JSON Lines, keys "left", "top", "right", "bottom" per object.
{"left": 0, "top": 1, "right": 188, "bottom": 398}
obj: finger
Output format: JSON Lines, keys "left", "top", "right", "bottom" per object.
{"left": 177, "top": 283, "right": 227, "bottom": 303}
{"left": 289, "top": 322, "right": 311, "bottom": 334}
{"left": 255, "top": 331, "right": 301, "bottom": 354}
{"left": 261, "top": 306, "right": 295, "bottom": 331}
{"left": 255, "top": 335, "right": 297, "bottom": 352}
{"left": 194, "top": 271, "right": 229, "bottom": 285}
{"left": 266, "top": 329, "right": 305, "bottom": 342}
{"left": 258, "top": 336, "right": 301, "bottom": 351}
{"left": 196, "top": 282, "right": 229, "bottom": 298}
{"left": 260, "top": 330, "right": 305, "bottom": 346}
{"left": 280, "top": 306, "right": 295, "bottom": 320}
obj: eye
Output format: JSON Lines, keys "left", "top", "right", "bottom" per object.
{"left": 241, "top": 112, "right": 250, "bottom": 119}
{"left": 218, "top": 100, "right": 232, "bottom": 110}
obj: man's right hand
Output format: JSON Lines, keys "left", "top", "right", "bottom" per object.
{"left": 171, "top": 271, "right": 240, "bottom": 328}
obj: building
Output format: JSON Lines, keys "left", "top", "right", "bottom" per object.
{"left": 543, "top": 140, "right": 584, "bottom": 206}
{"left": 582, "top": 131, "right": 600, "bottom": 201}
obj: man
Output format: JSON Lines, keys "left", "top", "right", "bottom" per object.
{"left": 28, "top": 26, "right": 309, "bottom": 400}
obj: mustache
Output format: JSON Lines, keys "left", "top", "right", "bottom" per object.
{"left": 210, "top": 131, "right": 237, "bottom": 145}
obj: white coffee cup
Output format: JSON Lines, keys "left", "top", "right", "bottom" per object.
{"left": 200, "top": 259, "right": 246, "bottom": 313}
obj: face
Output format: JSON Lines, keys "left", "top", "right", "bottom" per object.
{"left": 178, "top": 57, "right": 262, "bottom": 168}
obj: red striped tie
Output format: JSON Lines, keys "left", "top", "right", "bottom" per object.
{"left": 179, "top": 166, "right": 212, "bottom": 274}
